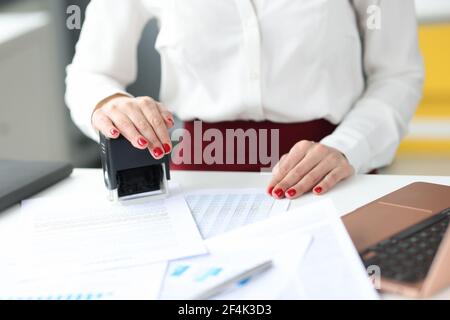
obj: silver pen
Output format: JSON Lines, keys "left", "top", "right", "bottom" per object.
{"left": 192, "top": 260, "right": 274, "bottom": 300}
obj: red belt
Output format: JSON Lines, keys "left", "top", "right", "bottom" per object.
{"left": 170, "top": 119, "right": 337, "bottom": 172}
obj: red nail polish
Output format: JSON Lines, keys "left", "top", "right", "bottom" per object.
{"left": 314, "top": 186, "right": 323, "bottom": 194}
{"left": 267, "top": 186, "right": 274, "bottom": 196}
{"left": 138, "top": 138, "right": 148, "bottom": 147}
{"left": 286, "top": 189, "right": 297, "bottom": 198}
{"left": 110, "top": 129, "right": 119, "bottom": 136}
{"left": 153, "top": 147, "right": 164, "bottom": 158}
{"left": 167, "top": 118, "right": 174, "bottom": 125}
{"left": 163, "top": 143, "right": 171, "bottom": 153}
{"left": 274, "top": 189, "right": 284, "bottom": 198}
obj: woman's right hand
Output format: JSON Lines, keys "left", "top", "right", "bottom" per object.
{"left": 92, "top": 94, "right": 175, "bottom": 159}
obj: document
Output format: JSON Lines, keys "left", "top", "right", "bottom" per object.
{"left": 0, "top": 262, "right": 167, "bottom": 300}
{"left": 0, "top": 193, "right": 207, "bottom": 300}
{"left": 161, "top": 199, "right": 378, "bottom": 300}
{"left": 185, "top": 188, "right": 290, "bottom": 238}
{"left": 159, "top": 228, "right": 312, "bottom": 300}
{"left": 18, "top": 195, "right": 206, "bottom": 275}
{"left": 245, "top": 199, "right": 379, "bottom": 300}
{"left": 289, "top": 202, "right": 379, "bottom": 300}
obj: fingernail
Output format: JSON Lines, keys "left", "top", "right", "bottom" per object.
{"left": 153, "top": 147, "right": 164, "bottom": 158}
{"left": 286, "top": 189, "right": 297, "bottom": 198}
{"left": 110, "top": 128, "right": 119, "bottom": 136}
{"left": 267, "top": 186, "right": 274, "bottom": 196}
{"left": 314, "top": 186, "right": 323, "bottom": 194}
{"left": 138, "top": 138, "right": 148, "bottom": 147}
{"left": 167, "top": 118, "right": 174, "bottom": 125}
{"left": 274, "top": 189, "right": 284, "bottom": 198}
{"left": 163, "top": 143, "right": 171, "bottom": 153}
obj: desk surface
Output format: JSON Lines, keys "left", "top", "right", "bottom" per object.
{"left": 1, "top": 169, "right": 449, "bottom": 300}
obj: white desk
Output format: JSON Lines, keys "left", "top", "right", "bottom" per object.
{"left": 1, "top": 169, "right": 449, "bottom": 299}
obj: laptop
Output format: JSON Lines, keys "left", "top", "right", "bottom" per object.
{"left": 342, "top": 182, "right": 450, "bottom": 298}
{"left": 0, "top": 159, "right": 73, "bottom": 213}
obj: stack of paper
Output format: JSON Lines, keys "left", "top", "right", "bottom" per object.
{"left": 160, "top": 199, "right": 379, "bottom": 300}
{"left": 0, "top": 194, "right": 206, "bottom": 300}
{"left": 159, "top": 232, "right": 312, "bottom": 300}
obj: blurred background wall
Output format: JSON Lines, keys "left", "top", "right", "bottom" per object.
{"left": 0, "top": 0, "right": 162, "bottom": 168}
{"left": 392, "top": 0, "right": 450, "bottom": 175}
{"left": 0, "top": 0, "right": 449, "bottom": 175}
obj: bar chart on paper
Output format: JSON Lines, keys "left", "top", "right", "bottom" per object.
{"left": 160, "top": 259, "right": 264, "bottom": 300}
{"left": 1, "top": 292, "right": 113, "bottom": 301}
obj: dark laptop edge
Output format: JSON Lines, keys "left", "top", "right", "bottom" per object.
{"left": 0, "top": 162, "right": 73, "bottom": 212}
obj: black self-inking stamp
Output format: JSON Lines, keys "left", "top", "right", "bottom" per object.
{"left": 100, "top": 134, "right": 171, "bottom": 201}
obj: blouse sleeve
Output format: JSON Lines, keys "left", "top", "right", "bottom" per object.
{"left": 321, "top": 0, "right": 424, "bottom": 173}
{"left": 65, "top": 0, "right": 152, "bottom": 141}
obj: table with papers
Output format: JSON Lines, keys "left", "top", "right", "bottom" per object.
{"left": 0, "top": 169, "right": 449, "bottom": 300}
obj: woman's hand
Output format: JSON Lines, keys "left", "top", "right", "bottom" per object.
{"left": 92, "top": 94, "right": 175, "bottom": 159}
{"left": 267, "top": 141, "right": 354, "bottom": 199}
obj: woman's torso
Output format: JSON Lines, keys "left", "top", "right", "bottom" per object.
{"left": 143, "top": 0, "right": 365, "bottom": 124}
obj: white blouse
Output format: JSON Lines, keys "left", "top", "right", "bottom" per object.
{"left": 65, "top": 0, "right": 424, "bottom": 173}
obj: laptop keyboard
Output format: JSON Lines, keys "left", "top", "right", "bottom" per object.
{"left": 361, "top": 207, "right": 450, "bottom": 283}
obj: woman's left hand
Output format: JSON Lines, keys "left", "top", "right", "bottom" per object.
{"left": 267, "top": 141, "right": 354, "bottom": 199}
